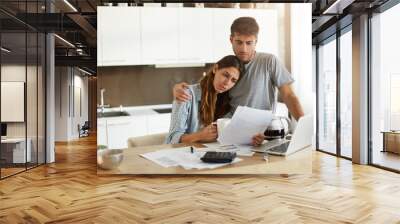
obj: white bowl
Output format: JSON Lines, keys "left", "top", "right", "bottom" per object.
{"left": 97, "top": 149, "right": 124, "bottom": 170}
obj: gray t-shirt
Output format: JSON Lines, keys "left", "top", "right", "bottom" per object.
{"left": 227, "top": 52, "right": 294, "bottom": 117}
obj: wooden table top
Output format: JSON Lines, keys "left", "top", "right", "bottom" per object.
{"left": 97, "top": 143, "right": 313, "bottom": 175}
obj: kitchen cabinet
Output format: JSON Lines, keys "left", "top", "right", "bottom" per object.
{"left": 97, "top": 7, "right": 278, "bottom": 66}
{"left": 106, "top": 119, "right": 133, "bottom": 149}
{"left": 141, "top": 7, "right": 213, "bottom": 64}
{"left": 141, "top": 7, "right": 179, "bottom": 64}
{"left": 130, "top": 116, "right": 148, "bottom": 137}
{"left": 98, "top": 113, "right": 170, "bottom": 149}
{"left": 147, "top": 113, "right": 171, "bottom": 135}
{"left": 212, "top": 9, "right": 240, "bottom": 61}
{"left": 98, "top": 7, "right": 213, "bottom": 66}
{"left": 97, "top": 119, "right": 108, "bottom": 146}
{"left": 97, "top": 7, "right": 141, "bottom": 66}
{"left": 178, "top": 8, "right": 213, "bottom": 63}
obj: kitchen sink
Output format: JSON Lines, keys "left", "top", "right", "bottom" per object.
{"left": 97, "top": 111, "right": 130, "bottom": 118}
{"left": 153, "top": 108, "right": 172, "bottom": 114}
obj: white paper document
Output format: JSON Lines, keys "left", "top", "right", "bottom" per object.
{"left": 141, "top": 147, "right": 242, "bottom": 170}
{"left": 217, "top": 106, "right": 273, "bottom": 145}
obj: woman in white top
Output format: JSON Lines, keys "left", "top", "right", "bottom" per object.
{"left": 165, "top": 55, "right": 265, "bottom": 146}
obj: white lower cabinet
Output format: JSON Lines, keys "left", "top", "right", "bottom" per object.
{"left": 147, "top": 114, "right": 171, "bottom": 135}
{"left": 98, "top": 113, "right": 171, "bottom": 149}
{"left": 129, "top": 116, "right": 148, "bottom": 138}
{"left": 97, "top": 120, "right": 108, "bottom": 147}
{"left": 106, "top": 119, "right": 134, "bottom": 149}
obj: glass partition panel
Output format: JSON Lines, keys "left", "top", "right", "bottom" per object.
{"left": 339, "top": 30, "right": 352, "bottom": 158}
{"left": 1, "top": 30, "right": 28, "bottom": 177}
{"left": 371, "top": 4, "right": 400, "bottom": 171}
{"left": 317, "top": 37, "right": 337, "bottom": 155}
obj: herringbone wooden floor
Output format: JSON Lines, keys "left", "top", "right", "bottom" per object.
{"left": 1, "top": 135, "right": 400, "bottom": 224}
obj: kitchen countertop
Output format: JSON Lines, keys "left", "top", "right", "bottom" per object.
{"left": 98, "top": 104, "right": 172, "bottom": 119}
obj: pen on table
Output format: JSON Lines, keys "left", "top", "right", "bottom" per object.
{"left": 190, "top": 146, "right": 194, "bottom": 153}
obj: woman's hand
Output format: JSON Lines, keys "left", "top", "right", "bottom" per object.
{"left": 180, "top": 124, "right": 217, "bottom": 144}
{"left": 198, "top": 124, "right": 218, "bottom": 142}
{"left": 252, "top": 133, "right": 265, "bottom": 146}
{"left": 173, "top": 82, "right": 191, "bottom": 102}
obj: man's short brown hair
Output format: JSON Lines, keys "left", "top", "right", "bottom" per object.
{"left": 230, "top": 17, "right": 259, "bottom": 37}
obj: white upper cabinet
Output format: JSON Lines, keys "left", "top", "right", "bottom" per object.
{"left": 141, "top": 7, "right": 179, "bottom": 64}
{"left": 97, "top": 7, "right": 278, "bottom": 66}
{"left": 98, "top": 7, "right": 141, "bottom": 66}
{"left": 212, "top": 9, "right": 239, "bottom": 62}
{"left": 178, "top": 8, "right": 213, "bottom": 63}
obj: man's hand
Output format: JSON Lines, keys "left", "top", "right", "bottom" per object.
{"left": 173, "top": 82, "right": 191, "bottom": 102}
{"left": 278, "top": 84, "right": 304, "bottom": 121}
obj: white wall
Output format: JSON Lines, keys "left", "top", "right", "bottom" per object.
{"left": 55, "top": 67, "right": 89, "bottom": 141}
{"left": 1, "top": 65, "right": 25, "bottom": 126}
{"left": 1, "top": 65, "right": 36, "bottom": 137}
{"left": 290, "top": 4, "right": 314, "bottom": 116}
{"left": 55, "top": 67, "right": 68, "bottom": 141}
{"left": 71, "top": 73, "right": 89, "bottom": 138}
{"left": 1, "top": 63, "right": 47, "bottom": 163}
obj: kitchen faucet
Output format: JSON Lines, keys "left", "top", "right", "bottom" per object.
{"left": 98, "top": 88, "right": 110, "bottom": 113}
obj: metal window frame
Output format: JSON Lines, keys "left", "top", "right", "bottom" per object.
{"left": 316, "top": 0, "right": 400, "bottom": 172}
{"left": 315, "top": 23, "right": 353, "bottom": 162}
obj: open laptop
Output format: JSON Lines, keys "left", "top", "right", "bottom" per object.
{"left": 252, "top": 115, "right": 313, "bottom": 156}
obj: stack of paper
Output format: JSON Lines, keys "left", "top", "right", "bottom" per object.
{"left": 203, "top": 142, "right": 255, "bottom": 157}
{"left": 141, "top": 147, "right": 242, "bottom": 170}
{"left": 217, "top": 106, "right": 273, "bottom": 145}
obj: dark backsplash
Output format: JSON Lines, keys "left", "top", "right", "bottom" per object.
{"left": 97, "top": 65, "right": 211, "bottom": 107}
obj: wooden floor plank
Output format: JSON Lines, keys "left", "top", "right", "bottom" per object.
{"left": 0, "top": 135, "right": 399, "bottom": 223}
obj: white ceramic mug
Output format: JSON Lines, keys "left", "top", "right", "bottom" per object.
{"left": 216, "top": 118, "right": 231, "bottom": 136}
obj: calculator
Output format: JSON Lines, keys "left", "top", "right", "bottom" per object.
{"left": 200, "top": 151, "right": 236, "bottom": 163}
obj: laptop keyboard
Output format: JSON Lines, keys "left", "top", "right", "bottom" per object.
{"left": 268, "top": 141, "right": 291, "bottom": 153}
{"left": 252, "top": 138, "right": 292, "bottom": 153}
{"left": 263, "top": 139, "right": 288, "bottom": 148}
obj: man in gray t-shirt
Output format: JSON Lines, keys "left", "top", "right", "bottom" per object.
{"left": 228, "top": 52, "right": 294, "bottom": 116}
{"left": 174, "top": 17, "right": 304, "bottom": 121}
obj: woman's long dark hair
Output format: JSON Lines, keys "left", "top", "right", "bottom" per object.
{"left": 199, "top": 55, "right": 243, "bottom": 126}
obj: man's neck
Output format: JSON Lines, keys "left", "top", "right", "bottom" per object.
{"left": 243, "top": 51, "right": 256, "bottom": 64}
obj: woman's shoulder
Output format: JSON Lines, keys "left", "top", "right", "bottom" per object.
{"left": 171, "top": 84, "right": 201, "bottom": 109}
